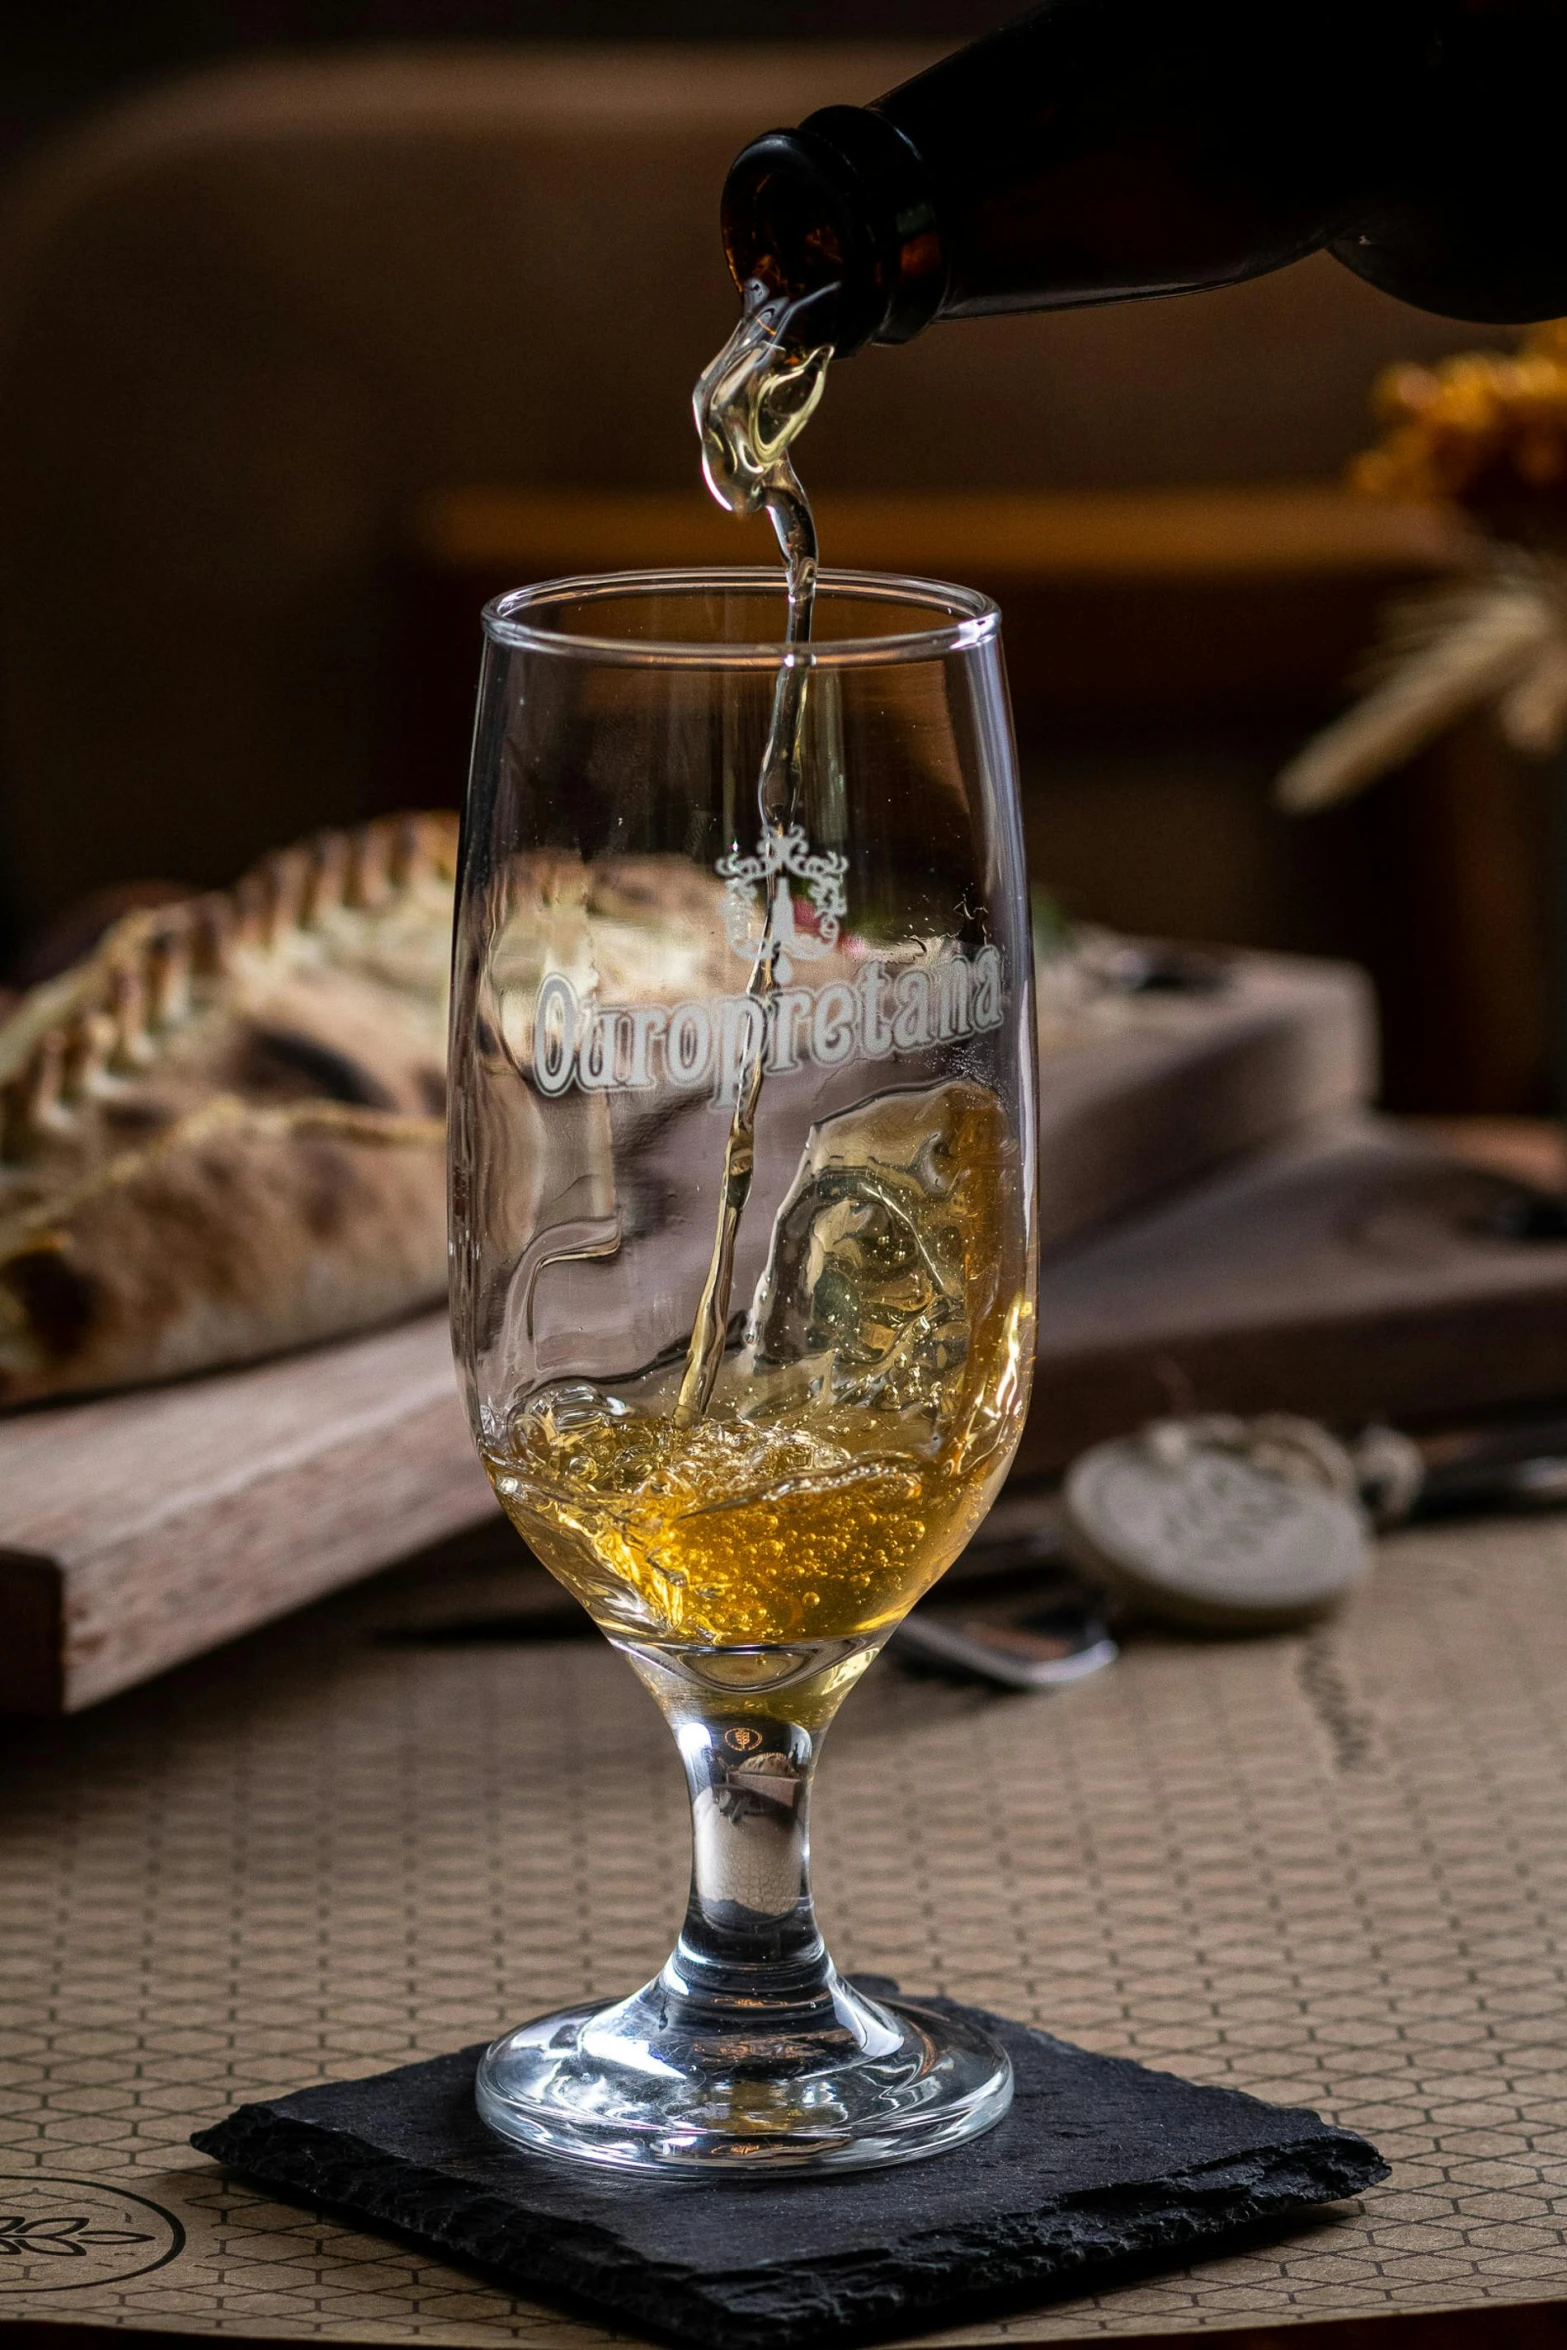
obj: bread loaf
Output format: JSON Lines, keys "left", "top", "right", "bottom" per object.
{"left": 0, "top": 814, "right": 457, "bottom": 1407}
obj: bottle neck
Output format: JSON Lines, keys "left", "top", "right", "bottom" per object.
{"left": 720, "top": 0, "right": 1567, "bottom": 347}
{"left": 721, "top": 103, "right": 947, "bottom": 356}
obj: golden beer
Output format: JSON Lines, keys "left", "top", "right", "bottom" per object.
{"left": 483, "top": 1081, "right": 1033, "bottom": 1649}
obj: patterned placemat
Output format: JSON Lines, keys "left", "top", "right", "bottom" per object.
{"left": 4, "top": 1510, "right": 1567, "bottom": 2341}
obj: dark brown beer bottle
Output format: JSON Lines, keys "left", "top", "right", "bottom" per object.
{"left": 721, "top": 0, "right": 1567, "bottom": 354}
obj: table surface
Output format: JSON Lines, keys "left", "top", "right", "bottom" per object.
{"left": 4, "top": 1507, "right": 1567, "bottom": 2346}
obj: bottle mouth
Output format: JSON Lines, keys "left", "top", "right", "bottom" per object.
{"left": 720, "top": 107, "right": 946, "bottom": 358}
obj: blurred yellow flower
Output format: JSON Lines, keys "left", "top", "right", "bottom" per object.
{"left": 1353, "top": 321, "right": 1567, "bottom": 538}
{"left": 1277, "top": 321, "right": 1567, "bottom": 811}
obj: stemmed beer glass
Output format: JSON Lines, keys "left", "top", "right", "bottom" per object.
{"left": 449, "top": 566, "right": 1037, "bottom": 2173}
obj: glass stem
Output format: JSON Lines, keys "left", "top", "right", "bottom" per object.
{"left": 617, "top": 1643, "right": 886, "bottom": 2043}
{"left": 663, "top": 1708, "right": 841, "bottom": 2032}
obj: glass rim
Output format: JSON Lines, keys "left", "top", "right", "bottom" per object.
{"left": 480, "top": 566, "right": 1001, "bottom": 666}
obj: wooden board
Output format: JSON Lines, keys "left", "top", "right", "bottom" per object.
{"left": 0, "top": 1314, "right": 494, "bottom": 1715}
{"left": 1025, "top": 1111, "right": 1567, "bottom": 1473}
{"left": 401, "top": 482, "right": 1468, "bottom": 745}
{"left": 418, "top": 483, "right": 1467, "bottom": 585}
{"left": 0, "top": 943, "right": 1370, "bottom": 1716}
{"left": 1033, "top": 944, "right": 1372, "bottom": 1252}
{"left": 9, "top": 1101, "right": 1567, "bottom": 1711}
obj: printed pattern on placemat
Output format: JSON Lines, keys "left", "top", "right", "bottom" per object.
{"left": 2, "top": 1517, "right": 1567, "bottom": 2339}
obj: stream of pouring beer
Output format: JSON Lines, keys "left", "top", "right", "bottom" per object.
{"left": 674, "top": 290, "right": 829, "bottom": 1426}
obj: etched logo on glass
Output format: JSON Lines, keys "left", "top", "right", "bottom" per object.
{"left": 716, "top": 824, "right": 848, "bottom": 977}
{"left": 532, "top": 836, "right": 1004, "bottom": 1106}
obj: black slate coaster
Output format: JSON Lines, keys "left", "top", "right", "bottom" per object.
{"left": 192, "top": 1996, "right": 1387, "bottom": 2350}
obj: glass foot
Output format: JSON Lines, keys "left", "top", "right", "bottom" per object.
{"left": 476, "top": 1972, "right": 1013, "bottom": 2174}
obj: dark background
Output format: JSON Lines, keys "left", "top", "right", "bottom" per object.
{"left": 0, "top": 1, "right": 1552, "bottom": 1112}
{"left": 1, "top": 2, "right": 1008, "bottom": 164}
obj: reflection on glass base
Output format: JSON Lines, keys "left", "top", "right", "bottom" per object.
{"left": 475, "top": 1974, "right": 1013, "bottom": 2174}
